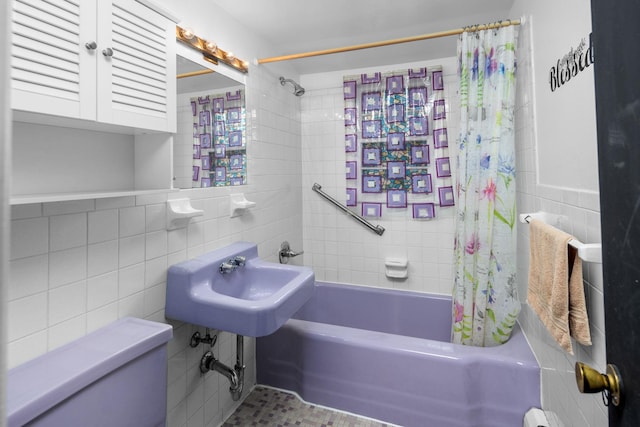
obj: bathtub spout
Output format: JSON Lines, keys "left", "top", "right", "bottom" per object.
{"left": 199, "top": 335, "right": 245, "bottom": 400}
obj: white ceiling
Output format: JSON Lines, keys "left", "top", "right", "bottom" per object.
{"left": 211, "top": 0, "right": 516, "bottom": 75}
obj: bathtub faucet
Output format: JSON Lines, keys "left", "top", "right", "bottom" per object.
{"left": 219, "top": 256, "right": 246, "bottom": 274}
{"left": 279, "top": 241, "right": 304, "bottom": 264}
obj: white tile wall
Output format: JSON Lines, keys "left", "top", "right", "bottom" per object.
{"left": 49, "top": 247, "right": 86, "bottom": 288}
{"left": 10, "top": 217, "right": 48, "bottom": 260}
{"left": 87, "top": 271, "right": 118, "bottom": 310}
{"left": 88, "top": 240, "right": 118, "bottom": 277}
{"left": 8, "top": 254, "right": 48, "bottom": 300}
{"left": 8, "top": 63, "right": 303, "bottom": 427}
{"left": 513, "top": 17, "right": 607, "bottom": 427}
{"left": 49, "top": 213, "right": 86, "bottom": 251}
{"left": 48, "top": 280, "right": 86, "bottom": 327}
{"left": 300, "top": 58, "right": 459, "bottom": 295}
{"left": 88, "top": 209, "right": 118, "bottom": 244}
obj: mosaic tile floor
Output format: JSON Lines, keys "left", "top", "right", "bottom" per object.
{"left": 223, "top": 386, "right": 393, "bottom": 427}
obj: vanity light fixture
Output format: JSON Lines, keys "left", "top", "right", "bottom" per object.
{"left": 176, "top": 25, "right": 248, "bottom": 73}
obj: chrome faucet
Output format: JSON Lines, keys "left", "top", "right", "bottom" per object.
{"left": 219, "top": 261, "right": 236, "bottom": 274}
{"left": 219, "top": 255, "right": 247, "bottom": 274}
{"left": 231, "top": 255, "right": 246, "bottom": 267}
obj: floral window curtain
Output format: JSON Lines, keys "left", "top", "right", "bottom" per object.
{"left": 452, "top": 26, "right": 520, "bottom": 346}
{"left": 343, "top": 68, "right": 454, "bottom": 220}
{"left": 191, "top": 89, "right": 246, "bottom": 187}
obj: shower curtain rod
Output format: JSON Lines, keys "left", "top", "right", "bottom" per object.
{"left": 258, "top": 19, "right": 520, "bottom": 64}
{"left": 177, "top": 69, "right": 215, "bottom": 79}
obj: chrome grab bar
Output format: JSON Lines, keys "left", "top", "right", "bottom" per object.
{"left": 312, "top": 183, "right": 385, "bottom": 236}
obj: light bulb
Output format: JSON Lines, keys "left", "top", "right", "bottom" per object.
{"left": 226, "top": 51, "right": 235, "bottom": 61}
{"left": 181, "top": 27, "right": 195, "bottom": 40}
{"left": 205, "top": 40, "right": 217, "bottom": 53}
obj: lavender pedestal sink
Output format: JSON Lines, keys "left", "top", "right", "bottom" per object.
{"left": 166, "top": 242, "right": 314, "bottom": 337}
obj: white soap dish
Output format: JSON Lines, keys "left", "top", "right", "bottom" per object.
{"left": 166, "top": 198, "right": 204, "bottom": 230}
{"left": 385, "top": 257, "right": 408, "bottom": 279}
{"left": 230, "top": 193, "right": 256, "bottom": 218}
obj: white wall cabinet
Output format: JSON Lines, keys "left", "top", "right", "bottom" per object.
{"left": 9, "top": 0, "right": 178, "bottom": 204}
{"left": 11, "top": 0, "right": 176, "bottom": 133}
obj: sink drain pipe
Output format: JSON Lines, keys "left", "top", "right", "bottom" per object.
{"left": 200, "top": 335, "right": 245, "bottom": 400}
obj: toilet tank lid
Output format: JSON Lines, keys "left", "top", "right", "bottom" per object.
{"left": 7, "top": 317, "right": 173, "bottom": 427}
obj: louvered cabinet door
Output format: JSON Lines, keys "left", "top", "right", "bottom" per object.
{"left": 11, "top": 0, "right": 97, "bottom": 120}
{"left": 96, "top": 0, "right": 176, "bottom": 132}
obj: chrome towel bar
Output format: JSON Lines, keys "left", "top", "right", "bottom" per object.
{"left": 312, "top": 183, "right": 385, "bottom": 236}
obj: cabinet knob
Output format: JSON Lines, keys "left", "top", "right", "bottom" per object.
{"left": 85, "top": 41, "right": 97, "bottom": 50}
{"left": 102, "top": 48, "right": 114, "bottom": 57}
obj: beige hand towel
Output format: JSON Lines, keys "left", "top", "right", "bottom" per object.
{"left": 527, "top": 219, "right": 592, "bottom": 354}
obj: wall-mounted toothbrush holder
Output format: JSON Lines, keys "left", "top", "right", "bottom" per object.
{"left": 167, "top": 198, "right": 204, "bottom": 230}
{"left": 385, "top": 257, "right": 408, "bottom": 279}
{"left": 230, "top": 193, "right": 256, "bottom": 218}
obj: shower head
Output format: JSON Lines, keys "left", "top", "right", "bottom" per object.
{"left": 279, "top": 76, "right": 305, "bottom": 96}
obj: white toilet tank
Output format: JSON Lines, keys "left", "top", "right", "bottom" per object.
{"left": 7, "top": 317, "right": 172, "bottom": 427}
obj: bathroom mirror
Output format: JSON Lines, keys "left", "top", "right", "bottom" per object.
{"left": 174, "top": 44, "right": 247, "bottom": 189}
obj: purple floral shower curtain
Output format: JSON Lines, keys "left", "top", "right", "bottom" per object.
{"left": 451, "top": 25, "right": 520, "bottom": 346}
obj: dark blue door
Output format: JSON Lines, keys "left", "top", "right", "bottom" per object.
{"left": 591, "top": 1, "right": 640, "bottom": 425}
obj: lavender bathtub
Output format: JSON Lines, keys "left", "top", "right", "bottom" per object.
{"left": 257, "top": 282, "right": 540, "bottom": 427}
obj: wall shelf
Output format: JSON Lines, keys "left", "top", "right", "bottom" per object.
{"left": 10, "top": 189, "right": 178, "bottom": 206}
{"left": 10, "top": 123, "right": 174, "bottom": 206}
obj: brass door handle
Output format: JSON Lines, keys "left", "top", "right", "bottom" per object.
{"left": 575, "top": 362, "right": 623, "bottom": 406}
